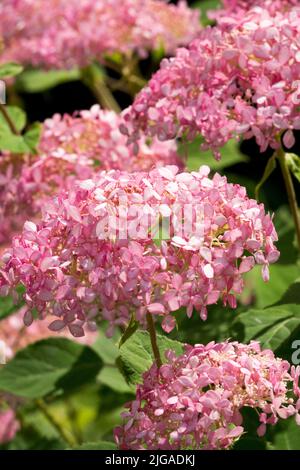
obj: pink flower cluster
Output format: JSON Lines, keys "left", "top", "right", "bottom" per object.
{"left": 122, "top": 6, "right": 300, "bottom": 158}
{"left": 114, "top": 341, "right": 300, "bottom": 450}
{"left": 211, "top": 1, "right": 299, "bottom": 28}
{"left": 0, "top": 105, "right": 182, "bottom": 244}
{"left": 0, "top": 0, "right": 200, "bottom": 69}
{"left": 0, "top": 166, "right": 279, "bottom": 337}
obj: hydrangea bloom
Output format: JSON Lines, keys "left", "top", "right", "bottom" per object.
{"left": 122, "top": 6, "right": 300, "bottom": 158}
{"left": 0, "top": 106, "right": 182, "bottom": 244}
{"left": 0, "top": 166, "right": 279, "bottom": 337}
{"left": 211, "top": 1, "right": 299, "bottom": 28}
{"left": 114, "top": 341, "right": 300, "bottom": 450}
{"left": 0, "top": 0, "right": 200, "bottom": 69}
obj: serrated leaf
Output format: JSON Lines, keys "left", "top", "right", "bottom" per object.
{"left": 16, "top": 68, "right": 80, "bottom": 93}
{"left": 0, "top": 338, "right": 103, "bottom": 398}
{"left": 183, "top": 138, "right": 248, "bottom": 172}
{"left": 0, "top": 106, "right": 26, "bottom": 132}
{"left": 255, "top": 153, "right": 277, "bottom": 200}
{"left": 69, "top": 441, "right": 117, "bottom": 450}
{"left": 231, "top": 304, "right": 300, "bottom": 352}
{"left": 0, "top": 62, "right": 23, "bottom": 79}
{"left": 118, "top": 313, "right": 139, "bottom": 348}
{"left": 118, "top": 330, "right": 184, "bottom": 385}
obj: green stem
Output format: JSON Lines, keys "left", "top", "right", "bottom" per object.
{"left": 277, "top": 148, "right": 300, "bottom": 251}
{"left": 91, "top": 80, "right": 121, "bottom": 113}
{"left": 0, "top": 103, "right": 20, "bottom": 135}
{"left": 81, "top": 65, "right": 121, "bottom": 113}
{"left": 146, "top": 313, "right": 162, "bottom": 369}
{"left": 35, "top": 399, "right": 76, "bottom": 448}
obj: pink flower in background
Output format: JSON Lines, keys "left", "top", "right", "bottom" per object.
{"left": 0, "top": 0, "right": 200, "bottom": 69}
{"left": 115, "top": 341, "right": 300, "bottom": 450}
{"left": 0, "top": 166, "right": 279, "bottom": 337}
{"left": 0, "top": 409, "right": 20, "bottom": 444}
{"left": 0, "top": 307, "right": 97, "bottom": 360}
{"left": 0, "top": 105, "right": 182, "bottom": 245}
{"left": 123, "top": 6, "right": 300, "bottom": 159}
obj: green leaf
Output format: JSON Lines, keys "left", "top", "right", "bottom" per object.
{"left": 97, "top": 366, "right": 134, "bottom": 394}
{"left": 267, "top": 417, "right": 300, "bottom": 450}
{"left": 16, "top": 68, "right": 81, "bottom": 93}
{"left": 192, "top": 0, "right": 221, "bottom": 26}
{"left": 91, "top": 331, "right": 119, "bottom": 364}
{"left": 271, "top": 279, "right": 300, "bottom": 309}
{"left": 234, "top": 436, "right": 266, "bottom": 450}
{"left": 233, "top": 409, "right": 267, "bottom": 450}
{"left": 0, "top": 428, "right": 64, "bottom": 450}
{"left": 118, "top": 313, "right": 139, "bottom": 348}
{"left": 255, "top": 153, "right": 277, "bottom": 200}
{"left": 0, "top": 128, "right": 31, "bottom": 153}
{"left": 243, "top": 263, "right": 299, "bottom": 309}
{"left": 273, "top": 205, "right": 298, "bottom": 265}
{"left": 118, "top": 330, "right": 184, "bottom": 385}
{"left": 231, "top": 304, "right": 300, "bottom": 352}
{"left": 0, "top": 338, "right": 103, "bottom": 398}
{"left": 24, "top": 122, "right": 42, "bottom": 153}
{"left": 183, "top": 138, "right": 248, "bottom": 172}
{"left": 0, "top": 62, "right": 24, "bottom": 79}
{"left": 0, "top": 106, "right": 26, "bottom": 132}
{"left": 0, "top": 287, "right": 25, "bottom": 321}
{"left": 286, "top": 153, "right": 300, "bottom": 184}
{"left": 69, "top": 441, "right": 117, "bottom": 450}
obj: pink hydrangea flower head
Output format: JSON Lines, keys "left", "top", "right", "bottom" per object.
{"left": 0, "top": 106, "right": 182, "bottom": 245}
{"left": 211, "top": 1, "right": 299, "bottom": 28}
{"left": 0, "top": 166, "right": 279, "bottom": 336}
{"left": 0, "top": 0, "right": 200, "bottom": 69}
{"left": 123, "top": 6, "right": 300, "bottom": 158}
{"left": 114, "top": 341, "right": 300, "bottom": 450}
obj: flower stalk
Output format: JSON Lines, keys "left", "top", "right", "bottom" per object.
{"left": 0, "top": 103, "right": 20, "bottom": 135}
{"left": 277, "top": 147, "right": 300, "bottom": 252}
{"left": 146, "top": 312, "right": 162, "bottom": 369}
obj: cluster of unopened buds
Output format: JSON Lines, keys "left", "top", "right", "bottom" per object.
{"left": 122, "top": 4, "right": 300, "bottom": 159}
{"left": 115, "top": 341, "right": 300, "bottom": 450}
{"left": 0, "top": 165, "right": 279, "bottom": 337}
{"left": 0, "top": 0, "right": 200, "bottom": 69}
{"left": 0, "top": 105, "right": 182, "bottom": 245}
